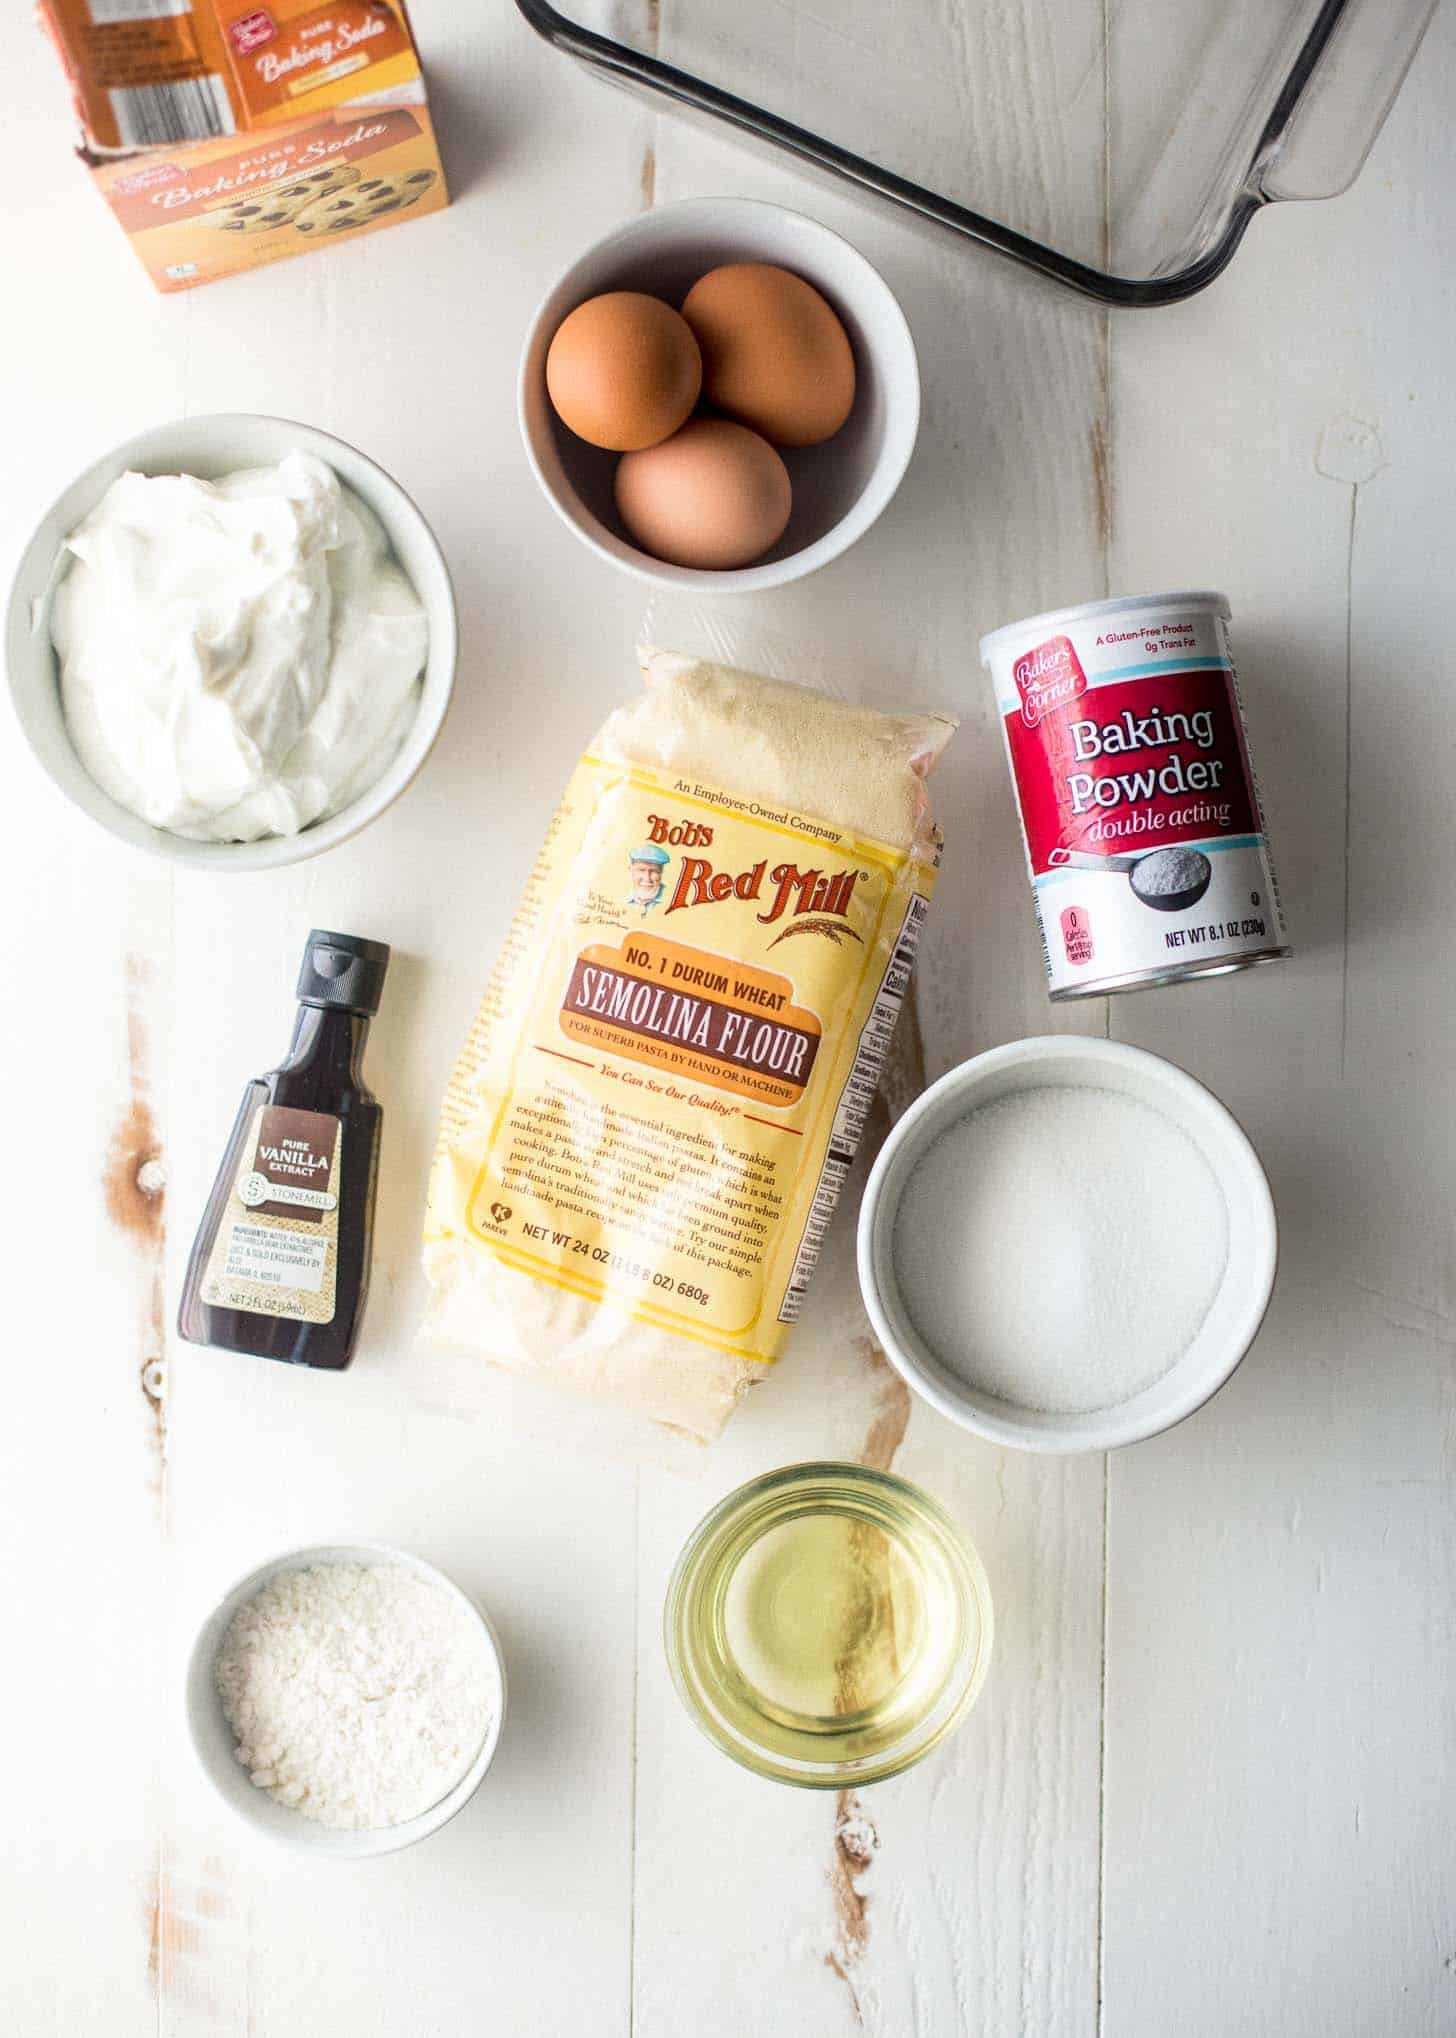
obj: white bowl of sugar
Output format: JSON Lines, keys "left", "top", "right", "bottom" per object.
{"left": 186, "top": 1542, "right": 506, "bottom": 1858}
{"left": 857, "top": 1036, "right": 1277, "bottom": 1453}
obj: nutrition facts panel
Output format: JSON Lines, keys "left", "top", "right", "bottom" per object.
{"left": 779, "top": 892, "right": 927, "bottom": 1320}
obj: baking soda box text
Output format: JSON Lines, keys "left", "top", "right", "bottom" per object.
{"left": 37, "top": 0, "right": 447, "bottom": 291}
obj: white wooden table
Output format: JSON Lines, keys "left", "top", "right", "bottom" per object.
{"left": 5, "top": 6, "right": 1454, "bottom": 2033}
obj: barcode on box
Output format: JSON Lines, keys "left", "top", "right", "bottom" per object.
{"left": 109, "top": 74, "right": 234, "bottom": 146}
{"left": 87, "top": 0, "right": 189, "bottom": 20}
{"left": 778, "top": 893, "right": 929, "bottom": 1322}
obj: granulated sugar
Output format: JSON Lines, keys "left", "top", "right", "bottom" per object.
{"left": 892, "top": 1086, "right": 1228, "bottom": 1413}
{"left": 215, "top": 1563, "right": 495, "bottom": 1830}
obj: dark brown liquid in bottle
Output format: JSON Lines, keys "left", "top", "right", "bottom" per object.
{"left": 178, "top": 934, "right": 385, "bottom": 1370}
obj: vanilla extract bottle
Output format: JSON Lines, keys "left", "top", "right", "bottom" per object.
{"left": 178, "top": 930, "right": 388, "bottom": 1371}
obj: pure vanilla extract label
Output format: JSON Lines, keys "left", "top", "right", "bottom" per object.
{"left": 202, "top": 1105, "right": 342, "bottom": 1321}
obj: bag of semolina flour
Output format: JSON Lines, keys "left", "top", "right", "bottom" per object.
{"left": 419, "top": 648, "right": 955, "bottom": 1444}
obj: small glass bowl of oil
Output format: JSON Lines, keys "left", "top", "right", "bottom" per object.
{"left": 664, "top": 1462, "right": 992, "bottom": 1788}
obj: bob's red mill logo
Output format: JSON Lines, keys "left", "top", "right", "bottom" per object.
{"left": 1014, "top": 633, "right": 1088, "bottom": 727}
{"left": 643, "top": 815, "right": 864, "bottom": 925}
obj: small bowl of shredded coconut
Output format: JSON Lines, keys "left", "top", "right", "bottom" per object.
{"left": 857, "top": 1036, "right": 1277, "bottom": 1453}
{"left": 187, "top": 1543, "right": 505, "bottom": 1857}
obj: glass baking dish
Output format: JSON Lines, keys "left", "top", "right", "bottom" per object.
{"left": 515, "top": 0, "right": 1437, "bottom": 305}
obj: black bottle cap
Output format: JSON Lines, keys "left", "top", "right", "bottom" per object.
{"left": 297, "top": 930, "right": 390, "bottom": 1015}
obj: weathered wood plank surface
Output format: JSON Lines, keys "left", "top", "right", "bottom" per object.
{"left": 1104, "top": 24, "right": 1456, "bottom": 2029}
{"left": 2, "top": 1, "right": 1452, "bottom": 2032}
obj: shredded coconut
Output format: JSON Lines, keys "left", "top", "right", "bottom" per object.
{"left": 214, "top": 1563, "right": 495, "bottom": 1830}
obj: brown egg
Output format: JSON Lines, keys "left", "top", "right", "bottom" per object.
{"left": 614, "top": 418, "right": 792, "bottom": 570}
{"left": 681, "top": 264, "right": 856, "bottom": 447}
{"left": 546, "top": 291, "right": 702, "bottom": 452}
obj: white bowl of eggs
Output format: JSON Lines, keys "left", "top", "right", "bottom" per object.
{"left": 518, "top": 198, "right": 920, "bottom": 593}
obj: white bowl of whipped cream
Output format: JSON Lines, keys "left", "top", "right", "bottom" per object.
{"left": 6, "top": 414, "right": 456, "bottom": 869}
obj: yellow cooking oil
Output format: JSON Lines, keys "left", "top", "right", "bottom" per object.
{"left": 666, "top": 1464, "right": 992, "bottom": 1786}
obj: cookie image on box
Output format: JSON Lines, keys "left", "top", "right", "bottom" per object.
{"left": 293, "top": 169, "right": 438, "bottom": 235}
{"left": 203, "top": 163, "right": 362, "bottom": 234}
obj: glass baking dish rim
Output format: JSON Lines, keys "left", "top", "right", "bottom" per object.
{"left": 515, "top": 0, "right": 1359, "bottom": 308}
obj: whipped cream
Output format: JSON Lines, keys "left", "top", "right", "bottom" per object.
{"left": 52, "top": 450, "right": 428, "bottom": 843}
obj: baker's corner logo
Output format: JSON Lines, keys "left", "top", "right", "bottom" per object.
{"left": 1014, "top": 634, "right": 1087, "bottom": 727}
{"left": 115, "top": 161, "right": 186, "bottom": 194}
{"left": 228, "top": 9, "right": 276, "bottom": 55}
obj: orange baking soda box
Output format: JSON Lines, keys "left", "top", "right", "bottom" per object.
{"left": 36, "top": 0, "right": 448, "bottom": 291}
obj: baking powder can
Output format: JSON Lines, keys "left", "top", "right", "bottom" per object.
{"left": 979, "top": 591, "right": 1290, "bottom": 999}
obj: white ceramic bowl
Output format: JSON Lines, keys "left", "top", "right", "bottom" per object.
{"left": 857, "top": 1036, "right": 1278, "bottom": 1453}
{"left": 6, "top": 413, "right": 457, "bottom": 871}
{"left": 518, "top": 197, "right": 920, "bottom": 593}
{"left": 186, "top": 1541, "right": 507, "bottom": 1859}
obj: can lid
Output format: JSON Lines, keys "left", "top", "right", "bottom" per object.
{"left": 297, "top": 929, "right": 390, "bottom": 1015}
{"left": 978, "top": 589, "right": 1230, "bottom": 667}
